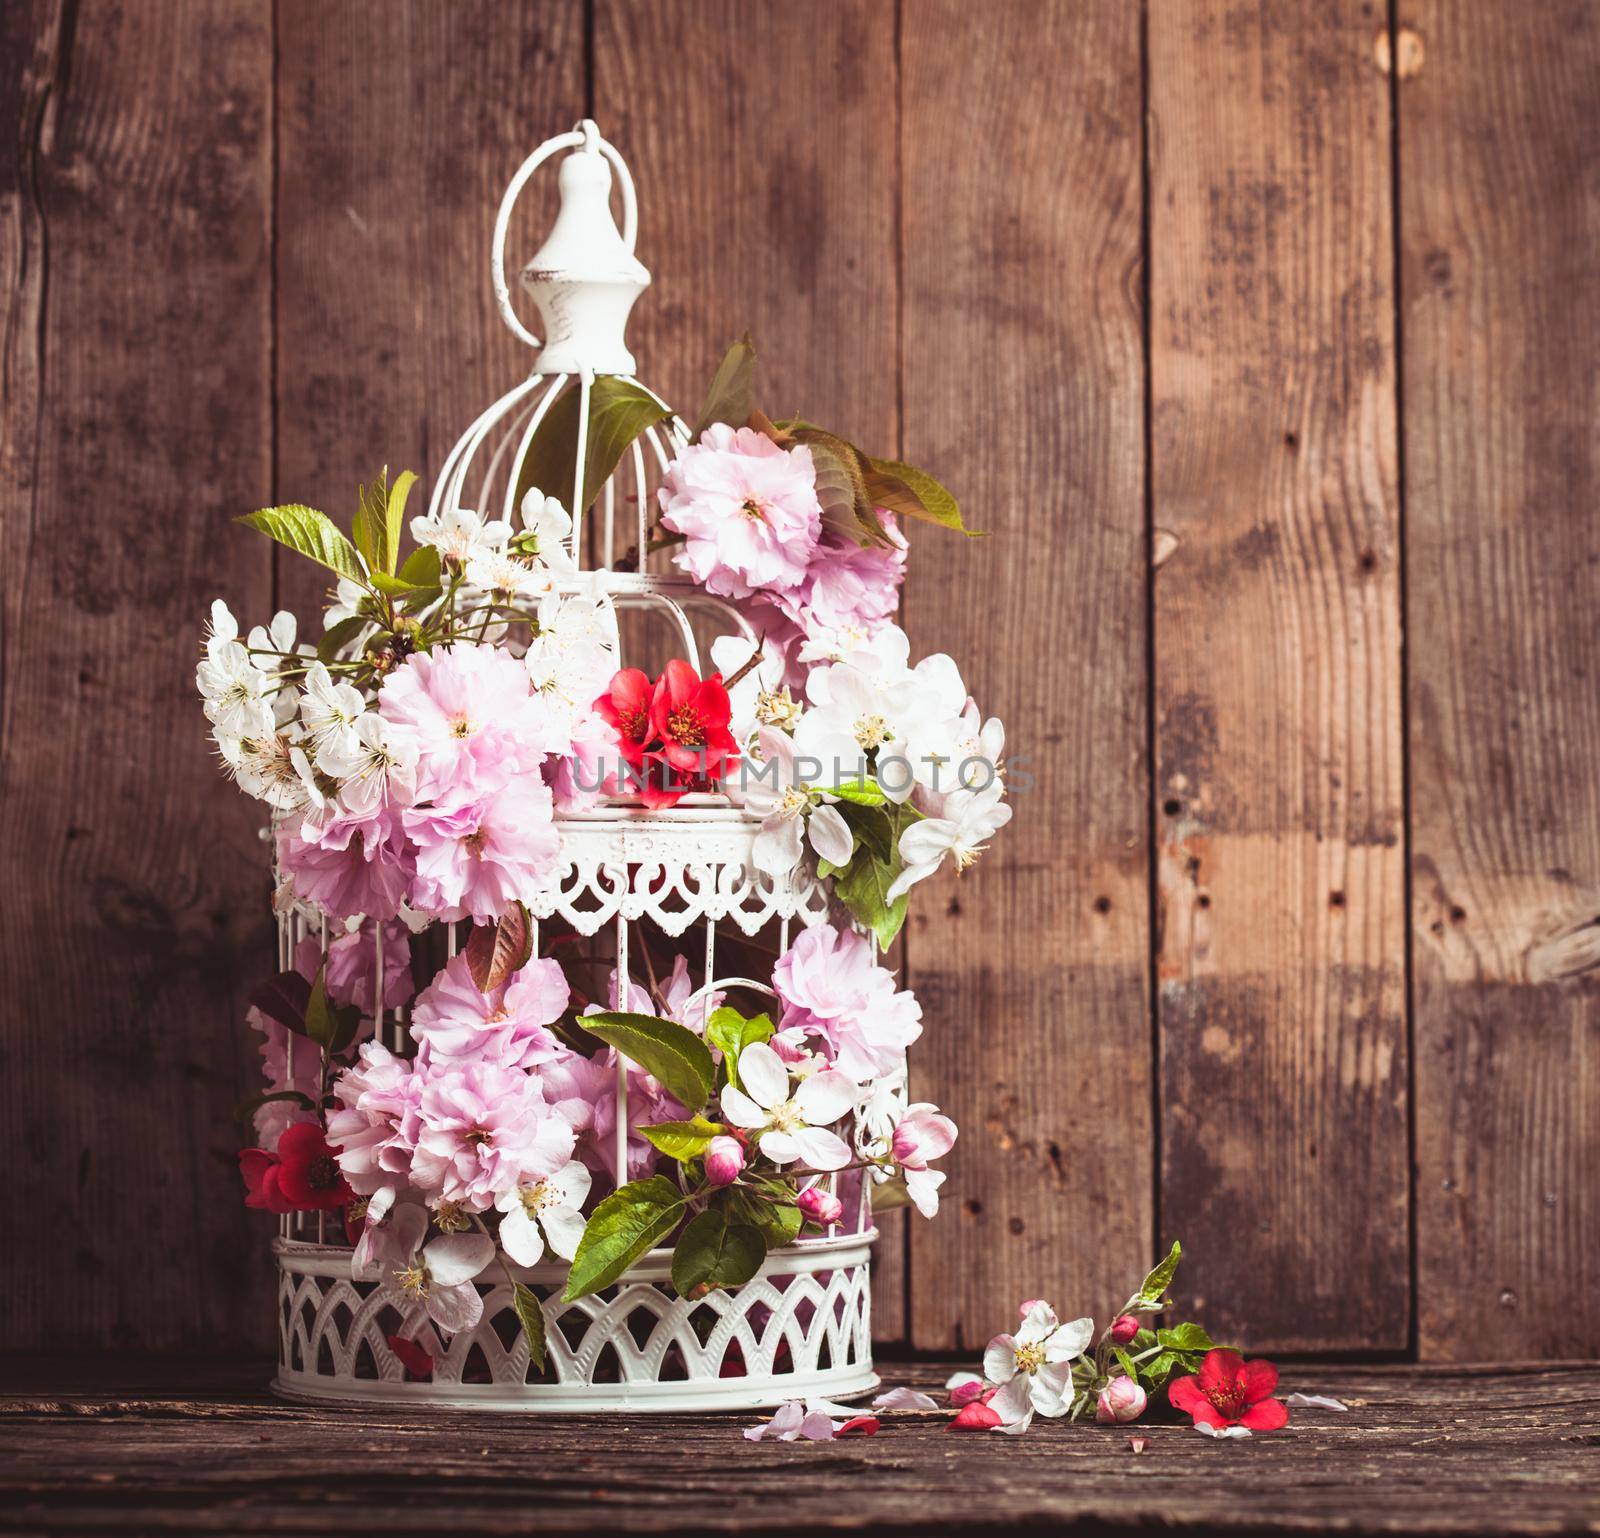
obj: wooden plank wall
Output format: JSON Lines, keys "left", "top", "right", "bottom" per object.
{"left": 1, "top": 0, "right": 1594, "bottom": 1361}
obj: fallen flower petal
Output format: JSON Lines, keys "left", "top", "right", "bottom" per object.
{"left": 949, "top": 1401, "right": 1003, "bottom": 1431}
{"left": 946, "top": 1372, "right": 985, "bottom": 1408}
{"left": 798, "top": 1409, "right": 838, "bottom": 1441}
{"left": 835, "top": 1416, "right": 880, "bottom": 1437}
{"left": 1285, "top": 1392, "right": 1348, "bottom": 1412}
{"left": 385, "top": 1333, "right": 434, "bottom": 1380}
{"left": 873, "top": 1387, "right": 940, "bottom": 1411}
{"left": 745, "top": 1400, "right": 807, "bottom": 1441}
{"left": 1197, "top": 1422, "right": 1253, "bottom": 1440}
{"left": 1128, "top": 1436, "right": 1149, "bottom": 1454}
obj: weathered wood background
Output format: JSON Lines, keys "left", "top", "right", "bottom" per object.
{"left": 1, "top": 0, "right": 1594, "bottom": 1360}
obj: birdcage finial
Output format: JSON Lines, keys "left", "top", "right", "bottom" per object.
{"left": 490, "top": 121, "right": 649, "bottom": 375}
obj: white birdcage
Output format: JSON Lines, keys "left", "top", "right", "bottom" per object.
{"left": 270, "top": 122, "right": 885, "bottom": 1412}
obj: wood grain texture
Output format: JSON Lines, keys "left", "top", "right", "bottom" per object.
{"left": 0, "top": 0, "right": 274, "bottom": 1350}
{"left": 1149, "top": 2, "right": 1409, "bottom": 1348}
{"left": 592, "top": 0, "right": 905, "bottom": 1339}
{"left": 3, "top": 1358, "right": 1599, "bottom": 1536}
{"left": 273, "top": 0, "right": 586, "bottom": 617}
{"left": 900, "top": 0, "right": 1150, "bottom": 1350}
{"left": 1400, "top": 0, "right": 1600, "bottom": 1358}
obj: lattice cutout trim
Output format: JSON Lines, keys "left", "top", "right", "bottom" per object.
{"left": 275, "top": 1238, "right": 874, "bottom": 1409}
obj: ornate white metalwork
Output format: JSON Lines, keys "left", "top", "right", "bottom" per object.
{"left": 274, "top": 1231, "right": 878, "bottom": 1413}
{"left": 540, "top": 803, "right": 833, "bottom": 937}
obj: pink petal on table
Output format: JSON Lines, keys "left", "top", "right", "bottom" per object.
{"left": 1196, "top": 1422, "right": 1252, "bottom": 1440}
{"left": 873, "top": 1387, "right": 940, "bottom": 1411}
{"left": 1128, "top": 1436, "right": 1149, "bottom": 1454}
{"left": 1284, "top": 1393, "right": 1348, "bottom": 1411}
{"left": 946, "top": 1373, "right": 985, "bottom": 1408}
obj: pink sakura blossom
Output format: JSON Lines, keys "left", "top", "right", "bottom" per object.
{"left": 598, "top": 955, "right": 721, "bottom": 1034}
{"left": 539, "top": 1048, "right": 685, "bottom": 1185}
{"left": 323, "top": 918, "right": 415, "bottom": 1016}
{"left": 660, "top": 424, "right": 822, "bottom": 599}
{"left": 326, "top": 1042, "right": 422, "bottom": 1200}
{"left": 403, "top": 774, "right": 560, "bottom": 923}
{"left": 278, "top": 803, "right": 413, "bottom": 922}
{"left": 769, "top": 517, "right": 906, "bottom": 637}
{"left": 773, "top": 924, "right": 923, "bottom": 1081}
{"left": 378, "top": 642, "right": 566, "bottom": 800}
{"left": 409, "top": 952, "right": 569, "bottom": 1072}
{"left": 409, "top": 1060, "right": 576, "bottom": 1212}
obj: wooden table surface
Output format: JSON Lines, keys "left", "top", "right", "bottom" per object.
{"left": 2, "top": 1357, "right": 1596, "bottom": 1536}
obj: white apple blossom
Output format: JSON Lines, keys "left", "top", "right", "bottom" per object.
{"left": 886, "top": 783, "right": 1013, "bottom": 904}
{"left": 741, "top": 728, "right": 854, "bottom": 877}
{"left": 983, "top": 1302, "right": 1094, "bottom": 1435}
{"left": 493, "top": 1159, "right": 591, "bottom": 1267}
{"left": 392, "top": 1227, "right": 495, "bottom": 1336}
{"left": 719, "top": 1041, "right": 857, "bottom": 1170}
{"left": 710, "top": 633, "right": 798, "bottom": 745}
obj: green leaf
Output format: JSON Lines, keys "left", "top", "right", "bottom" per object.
{"left": 582, "top": 1012, "right": 716, "bottom": 1113}
{"left": 641, "top": 1116, "right": 725, "bottom": 1162}
{"left": 233, "top": 1088, "right": 316, "bottom": 1125}
{"left": 513, "top": 1282, "right": 548, "bottom": 1373}
{"left": 237, "top": 504, "right": 366, "bottom": 584}
{"left": 865, "top": 455, "right": 981, "bottom": 537}
{"left": 868, "top": 1174, "right": 910, "bottom": 1213}
{"left": 513, "top": 376, "right": 671, "bottom": 518}
{"left": 317, "top": 614, "right": 369, "bottom": 662}
{"left": 1112, "top": 1345, "right": 1140, "bottom": 1383}
{"left": 464, "top": 902, "right": 533, "bottom": 993}
{"left": 302, "top": 966, "right": 362, "bottom": 1055}
{"left": 352, "top": 469, "right": 387, "bottom": 573}
{"left": 725, "top": 1188, "right": 803, "bottom": 1249}
{"left": 704, "top": 1006, "right": 774, "bottom": 1090}
{"left": 1134, "top": 1241, "right": 1182, "bottom": 1310}
{"left": 563, "top": 1175, "right": 687, "bottom": 1300}
{"left": 398, "top": 543, "right": 441, "bottom": 588}
{"left": 670, "top": 1208, "right": 766, "bottom": 1298}
{"left": 826, "top": 776, "right": 886, "bottom": 806}
{"left": 692, "top": 334, "right": 757, "bottom": 440}
{"left": 1156, "top": 1321, "right": 1214, "bottom": 1353}
{"left": 385, "top": 470, "right": 417, "bottom": 573}
{"left": 832, "top": 850, "right": 910, "bottom": 949}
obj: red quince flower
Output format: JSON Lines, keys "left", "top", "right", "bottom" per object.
{"left": 239, "top": 1123, "right": 351, "bottom": 1215}
{"left": 648, "top": 660, "right": 738, "bottom": 780}
{"left": 594, "top": 668, "right": 655, "bottom": 767}
{"left": 1168, "top": 1348, "right": 1289, "bottom": 1432}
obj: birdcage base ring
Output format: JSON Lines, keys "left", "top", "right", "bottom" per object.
{"left": 272, "top": 1230, "right": 878, "bottom": 1412}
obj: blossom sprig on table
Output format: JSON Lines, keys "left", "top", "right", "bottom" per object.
{"left": 943, "top": 1243, "right": 1288, "bottom": 1436}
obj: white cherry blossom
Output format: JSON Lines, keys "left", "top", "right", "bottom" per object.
{"left": 318, "top": 710, "right": 418, "bottom": 811}
{"left": 519, "top": 489, "right": 578, "bottom": 572}
{"left": 410, "top": 506, "right": 511, "bottom": 564}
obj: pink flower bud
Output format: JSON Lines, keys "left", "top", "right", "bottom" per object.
{"left": 891, "top": 1105, "right": 958, "bottom": 1169}
{"left": 1095, "top": 1375, "right": 1147, "bottom": 1424}
{"left": 1110, "top": 1313, "right": 1140, "bottom": 1345}
{"left": 704, "top": 1135, "right": 745, "bottom": 1188}
{"left": 797, "top": 1186, "right": 843, "bottom": 1226}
